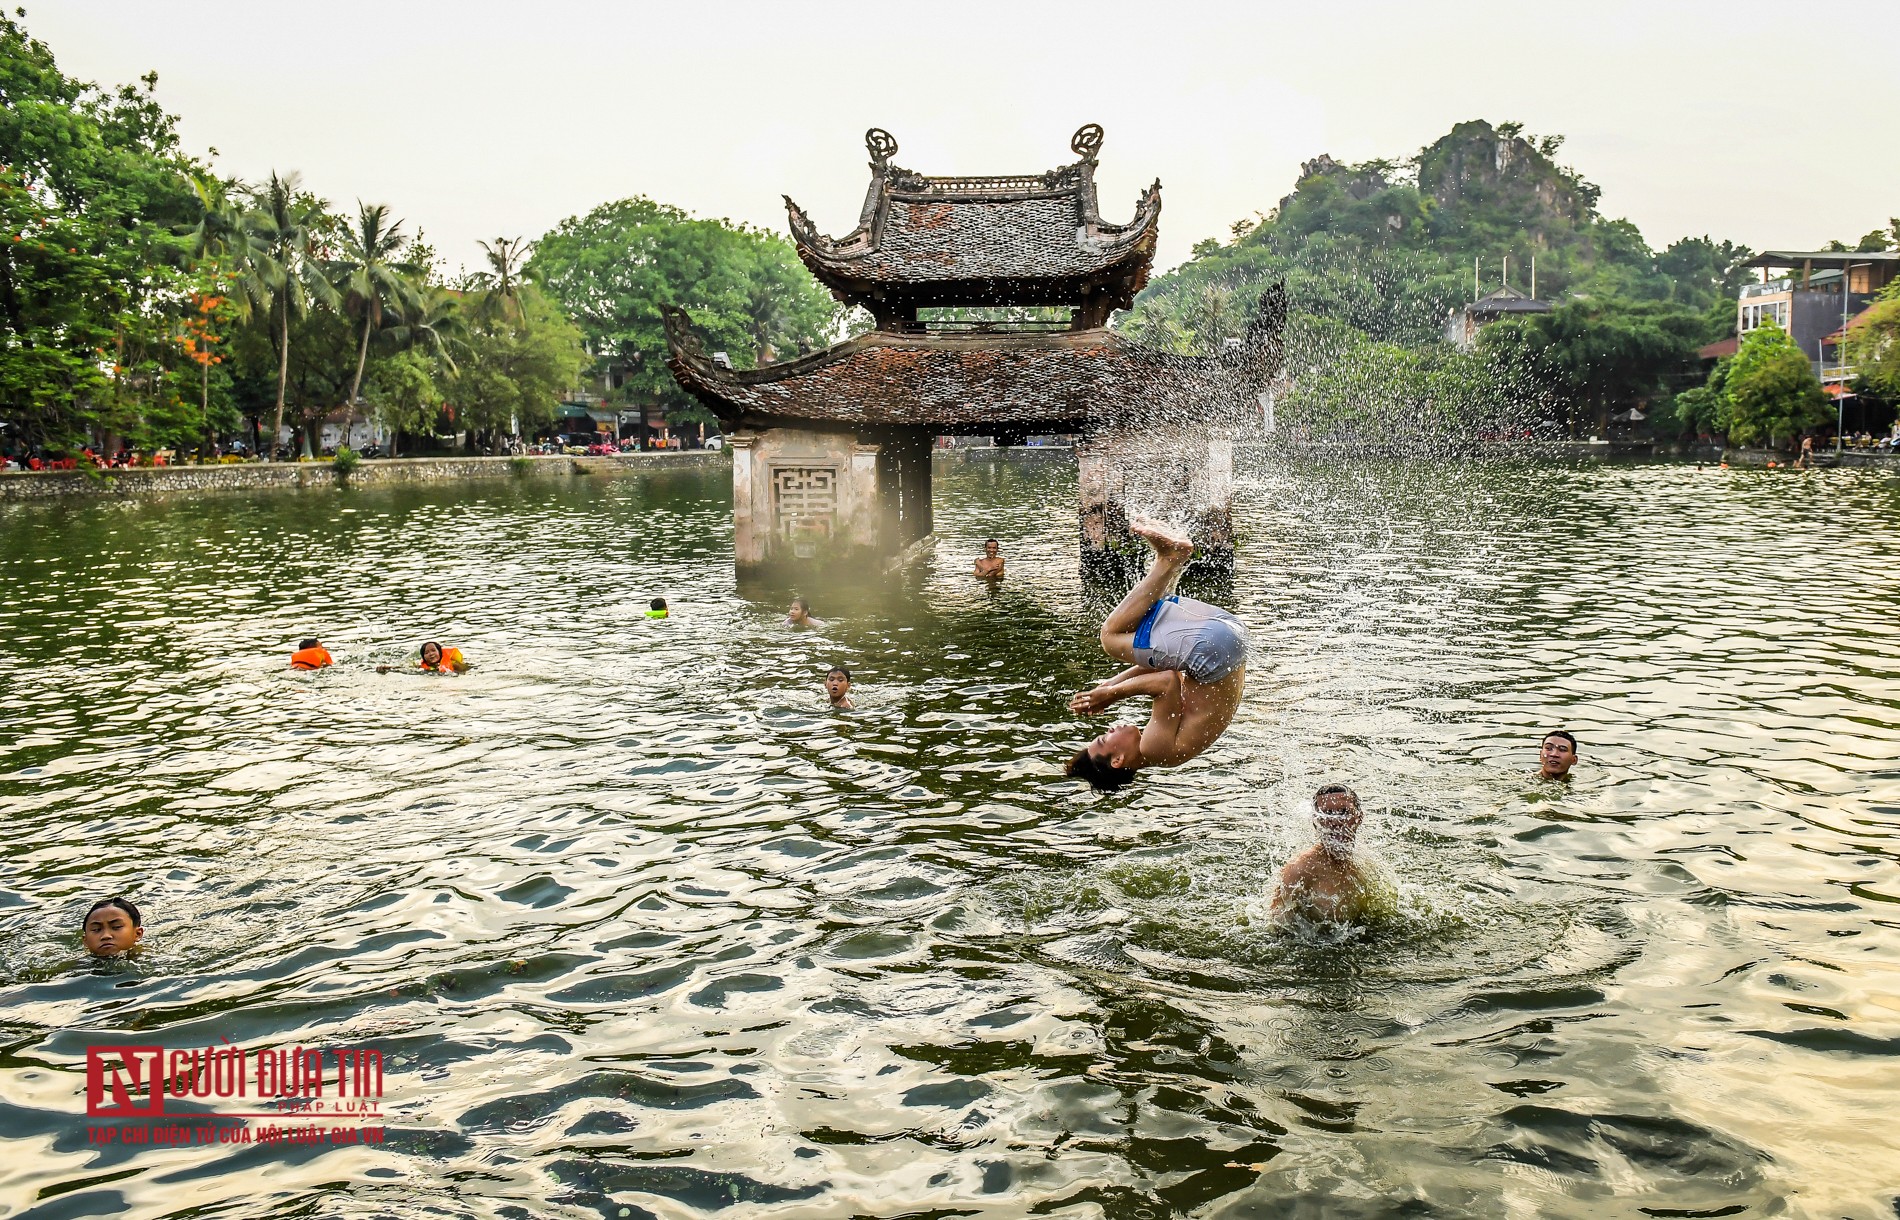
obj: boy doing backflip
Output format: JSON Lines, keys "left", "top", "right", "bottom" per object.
{"left": 1067, "top": 519, "right": 1249, "bottom": 791}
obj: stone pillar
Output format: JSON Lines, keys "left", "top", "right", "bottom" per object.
{"left": 843, "top": 442, "right": 882, "bottom": 551}
{"left": 729, "top": 431, "right": 764, "bottom": 567}
{"left": 1078, "top": 426, "right": 1236, "bottom": 579}
{"left": 889, "top": 430, "right": 933, "bottom": 545}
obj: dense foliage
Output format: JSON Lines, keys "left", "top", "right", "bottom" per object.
{"left": 528, "top": 198, "right": 842, "bottom": 424}
{"left": 1121, "top": 120, "right": 1750, "bottom": 439}
{"left": 0, "top": 15, "right": 803, "bottom": 459}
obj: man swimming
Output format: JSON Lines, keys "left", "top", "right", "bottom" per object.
{"left": 1539, "top": 730, "right": 1578, "bottom": 781}
{"left": 1066, "top": 518, "right": 1248, "bottom": 791}
{"left": 973, "top": 538, "right": 1004, "bottom": 580}
{"left": 1270, "top": 785, "right": 1390, "bottom": 925}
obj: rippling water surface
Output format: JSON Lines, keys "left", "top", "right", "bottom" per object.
{"left": 3, "top": 455, "right": 1899, "bottom": 1219}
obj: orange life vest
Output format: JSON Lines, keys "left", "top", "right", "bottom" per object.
{"left": 290, "top": 647, "right": 333, "bottom": 670}
{"left": 420, "top": 647, "right": 466, "bottom": 673}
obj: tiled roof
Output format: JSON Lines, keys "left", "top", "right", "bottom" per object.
{"left": 785, "top": 126, "right": 1160, "bottom": 312}
{"left": 664, "top": 286, "right": 1285, "bottom": 434}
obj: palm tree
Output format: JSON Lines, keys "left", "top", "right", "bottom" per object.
{"left": 332, "top": 202, "right": 416, "bottom": 442}
{"left": 182, "top": 175, "right": 250, "bottom": 453}
{"left": 474, "top": 237, "right": 532, "bottom": 322}
{"left": 237, "top": 172, "right": 338, "bottom": 458}
{"left": 377, "top": 286, "right": 463, "bottom": 457}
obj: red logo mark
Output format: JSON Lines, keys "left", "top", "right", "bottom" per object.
{"left": 86, "top": 1046, "right": 168, "bottom": 1117}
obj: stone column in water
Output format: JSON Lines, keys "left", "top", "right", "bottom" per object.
{"left": 729, "top": 431, "right": 764, "bottom": 567}
{"left": 1078, "top": 427, "right": 1235, "bottom": 579}
{"left": 731, "top": 427, "right": 921, "bottom": 577}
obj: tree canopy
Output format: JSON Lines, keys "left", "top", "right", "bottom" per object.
{"left": 528, "top": 198, "right": 840, "bottom": 424}
{"left": 1119, "top": 119, "right": 1749, "bottom": 440}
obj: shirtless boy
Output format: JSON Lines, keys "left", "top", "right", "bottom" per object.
{"left": 1270, "top": 785, "right": 1386, "bottom": 925}
{"left": 974, "top": 539, "right": 1005, "bottom": 580}
{"left": 1066, "top": 518, "right": 1248, "bottom": 791}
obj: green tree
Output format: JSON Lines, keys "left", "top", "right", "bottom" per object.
{"left": 449, "top": 283, "right": 586, "bottom": 449}
{"left": 1723, "top": 320, "right": 1827, "bottom": 447}
{"left": 1843, "top": 281, "right": 1900, "bottom": 400}
{"left": 365, "top": 347, "right": 442, "bottom": 453}
{"left": 473, "top": 236, "right": 531, "bottom": 322}
{"left": 0, "top": 11, "right": 200, "bottom": 454}
{"left": 331, "top": 202, "right": 415, "bottom": 439}
{"left": 528, "top": 198, "right": 839, "bottom": 430}
{"left": 1481, "top": 300, "right": 1708, "bottom": 436}
{"left": 237, "top": 171, "right": 338, "bottom": 457}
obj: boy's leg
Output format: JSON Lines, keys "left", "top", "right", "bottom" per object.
{"left": 1099, "top": 518, "right": 1194, "bottom": 662}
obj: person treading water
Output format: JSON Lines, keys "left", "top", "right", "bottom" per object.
{"left": 1269, "top": 785, "right": 1394, "bottom": 926}
{"left": 1066, "top": 518, "right": 1248, "bottom": 791}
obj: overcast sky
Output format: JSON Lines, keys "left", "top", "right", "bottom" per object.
{"left": 24, "top": 1, "right": 1900, "bottom": 278}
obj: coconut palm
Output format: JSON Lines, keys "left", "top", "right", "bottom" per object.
{"left": 332, "top": 202, "right": 417, "bottom": 440}
{"left": 475, "top": 236, "right": 532, "bottom": 322}
{"left": 237, "top": 171, "right": 338, "bottom": 458}
{"left": 377, "top": 286, "right": 463, "bottom": 457}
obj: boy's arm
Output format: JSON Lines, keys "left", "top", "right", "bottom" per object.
{"left": 1070, "top": 669, "right": 1177, "bottom": 715}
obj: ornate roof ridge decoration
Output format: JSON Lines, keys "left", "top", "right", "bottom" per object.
{"left": 782, "top": 124, "right": 1162, "bottom": 316}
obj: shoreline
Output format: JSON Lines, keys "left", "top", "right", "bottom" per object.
{"left": 4, "top": 441, "right": 1893, "bottom": 503}
{"left": 0, "top": 450, "right": 727, "bottom": 502}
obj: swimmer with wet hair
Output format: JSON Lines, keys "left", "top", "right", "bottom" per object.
{"left": 647, "top": 598, "right": 670, "bottom": 620}
{"left": 1539, "top": 730, "right": 1578, "bottom": 781}
{"left": 1270, "top": 786, "right": 1391, "bottom": 926}
{"left": 786, "top": 597, "right": 827, "bottom": 629}
{"left": 290, "top": 638, "right": 333, "bottom": 670}
{"left": 1066, "top": 518, "right": 1248, "bottom": 792}
{"left": 82, "top": 896, "right": 144, "bottom": 958}
{"left": 825, "top": 666, "right": 854, "bottom": 710}
{"left": 377, "top": 641, "right": 468, "bottom": 674}
{"left": 974, "top": 538, "right": 1004, "bottom": 580}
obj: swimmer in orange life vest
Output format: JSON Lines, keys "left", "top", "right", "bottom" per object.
{"left": 416, "top": 641, "right": 467, "bottom": 673}
{"left": 289, "top": 638, "right": 333, "bottom": 669}
{"left": 377, "top": 641, "right": 468, "bottom": 674}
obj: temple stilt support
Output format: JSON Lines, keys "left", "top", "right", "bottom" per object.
{"left": 1078, "top": 427, "right": 1235, "bottom": 585}
{"left": 730, "top": 425, "right": 934, "bottom": 579}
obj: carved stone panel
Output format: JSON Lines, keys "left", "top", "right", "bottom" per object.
{"left": 771, "top": 466, "right": 839, "bottom": 557}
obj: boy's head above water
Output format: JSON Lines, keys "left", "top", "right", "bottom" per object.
{"left": 825, "top": 666, "right": 851, "bottom": 703}
{"left": 1312, "top": 784, "right": 1362, "bottom": 851}
{"left": 83, "top": 896, "right": 144, "bottom": 957}
{"left": 299, "top": 638, "right": 320, "bottom": 651}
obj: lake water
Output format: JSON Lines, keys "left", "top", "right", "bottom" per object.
{"left": 2, "top": 455, "right": 1897, "bottom": 1219}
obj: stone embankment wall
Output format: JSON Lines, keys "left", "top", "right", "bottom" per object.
{"left": 0, "top": 451, "right": 726, "bottom": 502}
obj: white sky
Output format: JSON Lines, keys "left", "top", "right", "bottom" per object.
{"left": 25, "top": 0, "right": 1900, "bottom": 278}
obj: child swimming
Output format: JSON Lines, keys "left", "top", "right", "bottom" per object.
{"left": 825, "top": 666, "right": 855, "bottom": 710}
{"left": 647, "top": 598, "right": 670, "bottom": 620}
{"left": 378, "top": 641, "right": 468, "bottom": 674}
{"left": 82, "top": 896, "right": 144, "bottom": 958}
{"left": 289, "top": 638, "right": 333, "bottom": 669}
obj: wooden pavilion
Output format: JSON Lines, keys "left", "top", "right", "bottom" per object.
{"left": 664, "top": 124, "right": 1284, "bottom": 576}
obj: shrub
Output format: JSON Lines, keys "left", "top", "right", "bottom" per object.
{"left": 332, "top": 446, "right": 361, "bottom": 482}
